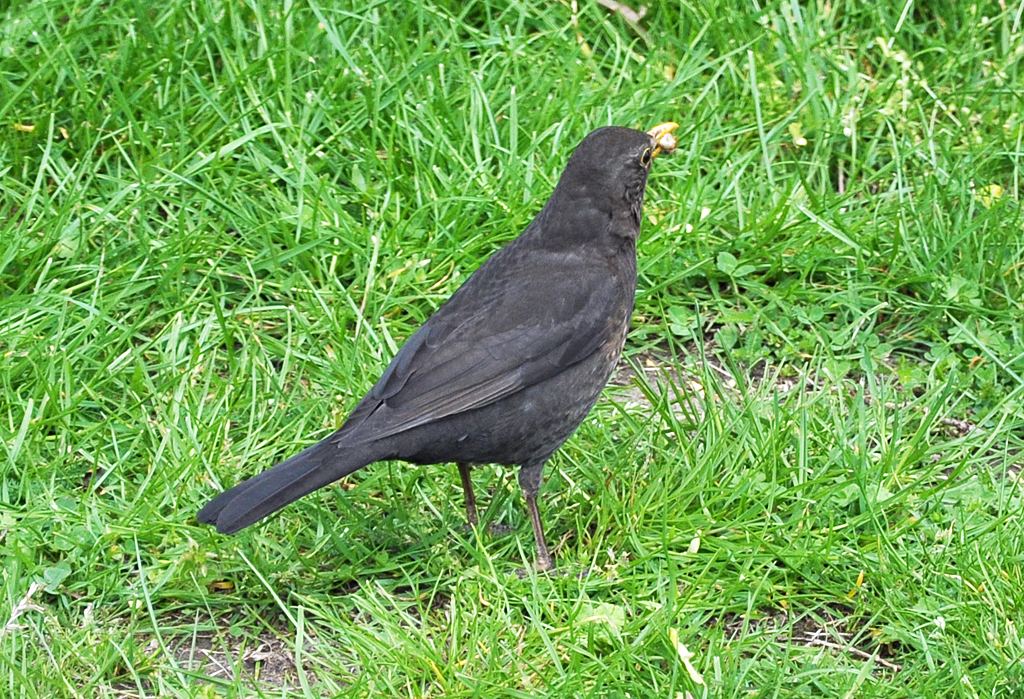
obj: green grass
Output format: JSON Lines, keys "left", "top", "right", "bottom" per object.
{"left": 2, "top": 0, "right": 1023, "bottom": 696}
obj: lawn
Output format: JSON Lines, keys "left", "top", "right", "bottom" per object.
{"left": 2, "top": 0, "right": 1023, "bottom": 696}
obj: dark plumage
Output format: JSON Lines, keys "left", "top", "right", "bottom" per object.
{"left": 198, "top": 123, "right": 678, "bottom": 571}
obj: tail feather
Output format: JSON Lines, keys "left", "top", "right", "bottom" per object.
{"left": 197, "top": 439, "right": 374, "bottom": 535}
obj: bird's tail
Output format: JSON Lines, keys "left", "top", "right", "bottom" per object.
{"left": 197, "top": 438, "right": 376, "bottom": 535}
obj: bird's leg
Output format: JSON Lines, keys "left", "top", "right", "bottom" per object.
{"left": 458, "top": 462, "right": 513, "bottom": 536}
{"left": 525, "top": 493, "right": 553, "bottom": 572}
{"left": 519, "top": 462, "right": 554, "bottom": 572}
{"left": 457, "top": 462, "right": 479, "bottom": 527}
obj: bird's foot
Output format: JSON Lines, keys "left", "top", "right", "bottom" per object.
{"left": 461, "top": 521, "right": 513, "bottom": 536}
{"left": 513, "top": 564, "right": 592, "bottom": 579}
{"left": 513, "top": 550, "right": 556, "bottom": 578}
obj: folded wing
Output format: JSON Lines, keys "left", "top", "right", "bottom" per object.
{"left": 336, "top": 248, "right": 622, "bottom": 444}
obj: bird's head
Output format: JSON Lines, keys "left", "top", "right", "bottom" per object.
{"left": 540, "top": 122, "right": 678, "bottom": 246}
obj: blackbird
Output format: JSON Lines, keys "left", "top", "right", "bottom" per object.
{"left": 198, "top": 122, "right": 678, "bottom": 571}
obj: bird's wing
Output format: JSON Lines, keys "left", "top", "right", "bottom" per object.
{"left": 335, "top": 248, "right": 625, "bottom": 444}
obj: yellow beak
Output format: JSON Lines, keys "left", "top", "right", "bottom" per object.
{"left": 647, "top": 122, "right": 679, "bottom": 157}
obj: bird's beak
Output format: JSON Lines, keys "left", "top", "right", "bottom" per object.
{"left": 647, "top": 122, "right": 679, "bottom": 158}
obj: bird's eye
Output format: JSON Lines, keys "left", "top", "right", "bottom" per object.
{"left": 640, "top": 148, "right": 652, "bottom": 167}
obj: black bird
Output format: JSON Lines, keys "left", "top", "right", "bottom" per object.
{"left": 198, "top": 122, "right": 678, "bottom": 571}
